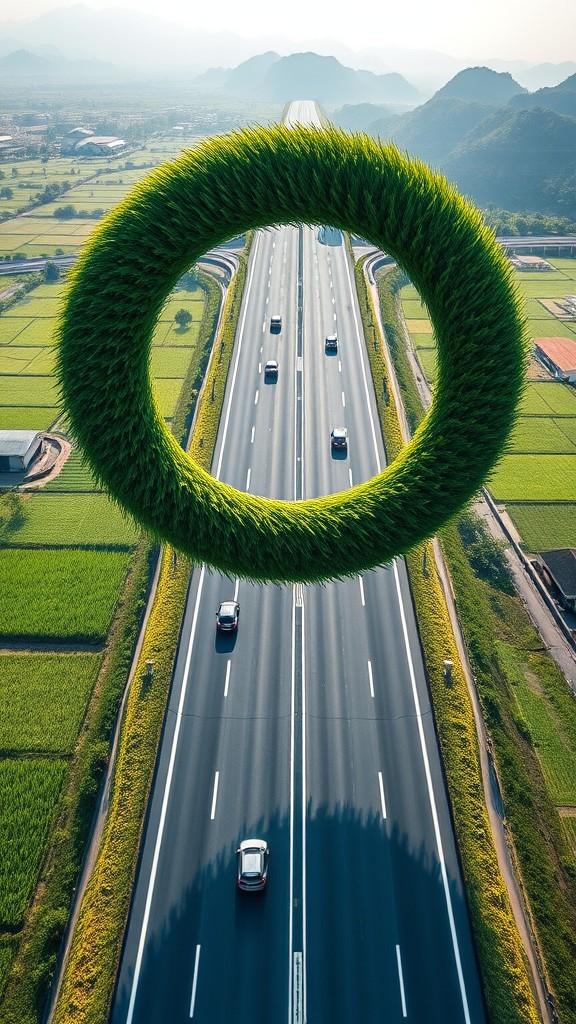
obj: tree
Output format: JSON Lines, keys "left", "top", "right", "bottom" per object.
{"left": 44, "top": 262, "right": 60, "bottom": 283}
{"left": 0, "top": 187, "right": 13, "bottom": 200}
{"left": 174, "top": 308, "right": 192, "bottom": 330}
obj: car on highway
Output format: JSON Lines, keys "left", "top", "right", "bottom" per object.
{"left": 330, "top": 427, "right": 348, "bottom": 450}
{"left": 325, "top": 333, "right": 338, "bottom": 352}
{"left": 216, "top": 600, "right": 240, "bottom": 632}
{"left": 236, "top": 838, "right": 269, "bottom": 891}
{"left": 270, "top": 314, "right": 282, "bottom": 332}
{"left": 264, "top": 359, "right": 279, "bottom": 381}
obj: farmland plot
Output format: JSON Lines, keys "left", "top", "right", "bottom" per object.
{"left": 11, "top": 493, "right": 139, "bottom": 547}
{"left": 507, "top": 504, "right": 576, "bottom": 551}
{"left": 0, "top": 758, "right": 67, "bottom": 928}
{"left": 0, "top": 653, "right": 101, "bottom": 754}
{"left": 0, "top": 549, "right": 131, "bottom": 643}
{"left": 489, "top": 455, "right": 576, "bottom": 502}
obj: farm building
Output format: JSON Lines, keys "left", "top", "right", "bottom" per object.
{"left": 0, "top": 430, "right": 43, "bottom": 472}
{"left": 74, "top": 135, "right": 126, "bottom": 156}
{"left": 533, "top": 337, "right": 576, "bottom": 383}
{"left": 540, "top": 549, "right": 576, "bottom": 612}
{"left": 509, "top": 254, "right": 552, "bottom": 271}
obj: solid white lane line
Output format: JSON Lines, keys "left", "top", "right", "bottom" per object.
{"left": 348, "top": 468, "right": 353, "bottom": 487}
{"left": 189, "top": 944, "right": 201, "bottom": 1018}
{"left": 246, "top": 468, "right": 251, "bottom": 491}
{"left": 215, "top": 232, "right": 262, "bottom": 479}
{"left": 359, "top": 576, "right": 365, "bottom": 607}
{"left": 342, "top": 245, "right": 381, "bottom": 466}
{"left": 254, "top": 390, "right": 259, "bottom": 405}
{"left": 393, "top": 562, "right": 472, "bottom": 1024}
{"left": 224, "top": 660, "right": 231, "bottom": 698}
{"left": 396, "top": 945, "right": 407, "bottom": 1017}
{"left": 250, "top": 426, "right": 255, "bottom": 444}
{"left": 124, "top": 566, "right": 207, "bottom": 1024}
{"left": 234, "top": 578, "right": 239, "bottom": 601}
{"left": 378, "top": 771, "right": 387, "bottom": 820}
{"left": 368, "top": 660, "right": 374, "bottom": 698}
{"left": 302, "top": 593, "right": 308, "bottom": 1024}
{"left": 288, "top": 587, "right": 296, "bottom": 1024}
{"left": 342, "top": 391, "right": 346, "bottom": 407}
{"left": 210, "top": 772, "right": 220, "bottom": 820}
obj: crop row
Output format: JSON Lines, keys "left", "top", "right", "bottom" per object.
{"left": 0, "top": 653, "right": 102, "bottom": 754}
{"left": 0, "top": 549, "right": 131, "bottom": 643}
{"left": 8, "top": 493, "right": 140, "bottom": 547}
{"left": 0, "top": 757, "right": 67, "bottom": 929}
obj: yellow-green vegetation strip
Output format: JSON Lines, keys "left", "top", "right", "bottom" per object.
{"left": 372, "top": 262, "right": 576, "bottom": 1022}
{"left": 51, "top": 245, "right": 248, "bottom": 1024}
{"left": 0, "top": 539, "right": 155, "bottom": 1024}
{"left": 442, "top": 523, "right": 576, "bottom": 1023}
{"left": 355, "top": 255, "right": 539, "bottom": 1024}
{"left": 57, "top": 124, "right": 527, "bottom": 583}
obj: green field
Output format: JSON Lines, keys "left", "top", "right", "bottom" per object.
{"left": 521, "top": 383, "right": 576, "bottom": 416}
{"left": 489, "top": 455, "right": 576, "bottom": 501}
{"left": 513, "top": 679, "right": 576, "bottom": 806}
{"left": 0, "top": 375, "right": 59, "bottom": 406}
{"left": 0, "top": 406, "right": 59, "bottom": 430}
{"left": 152, "top": 377, "right": 186, "bottom": 418}
{"left": 10, "top": 493, "right": 140, "bottom": 547}
{"left": 43, "top": 447, "right": 100, "bottom": 492}
{"left": 506, "top": 504, "right": 576, "bottom": 551}
{"left": 0, "top": 758, "right": 67, "bottom": 928}
{"left": 150, "top": 347, "right": 193, "bottom": 378}
{"left": 510, "top": 416, "right": 576, "bottom": 454}
{"left": 415, "top": 347, "right": 437, "bottom": 382}
{"left": 0, "top": 549, "right": 131, "bottom": 642}
{"left": 0, "top": 653, "right": 101, "bottom": 753}
{"left": 562, "top": 816, "right": 576, "bottom": 856}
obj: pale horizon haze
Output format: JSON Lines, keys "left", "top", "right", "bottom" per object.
{"left": 4, "top": 0, "right": 576, "bottom": 64}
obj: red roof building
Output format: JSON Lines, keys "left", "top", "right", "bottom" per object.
{"left": 534, "top": 337, "right": 576, "bottom": 382}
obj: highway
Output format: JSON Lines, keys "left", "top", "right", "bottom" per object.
{"left": 110, "top": 101, "right": 487, "bottom": 1024}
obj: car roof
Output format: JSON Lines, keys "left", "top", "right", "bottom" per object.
{"left": 219, "top": 601, "right": 238, "bottom": 613}
{"left": 265, "top": 359, "right": 278, "bottom": 367}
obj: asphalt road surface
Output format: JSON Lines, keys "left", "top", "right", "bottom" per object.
{"left": 110, "top": 102, "right": 487, "bottom": 1024}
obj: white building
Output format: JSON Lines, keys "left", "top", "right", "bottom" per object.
{"left": 0, "top": 430, "right": 43, "bottom": 472}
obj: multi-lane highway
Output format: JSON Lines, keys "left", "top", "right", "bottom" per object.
{"left": 110, "top": 101, "right": 487, "bottom": 1024}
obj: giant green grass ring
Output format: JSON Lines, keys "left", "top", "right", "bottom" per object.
{"left": 57, "top": 125, "right": 526, "bottom": 584}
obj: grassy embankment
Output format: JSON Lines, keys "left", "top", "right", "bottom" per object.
{"left": 367, "top": 259, "right": 576, "bottom": 1023}
{"left": 50, "top": 248, "right": 248, "bottom": 1024}
{"left": 0, "top": 263, "right": 223, "bottom": 1022}
{"left": 355, "top": 255, "right": 540, "bottom": 1024}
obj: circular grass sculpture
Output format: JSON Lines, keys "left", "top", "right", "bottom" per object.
{"left": 57, "top": 125, "right": 527, "bottom": 584}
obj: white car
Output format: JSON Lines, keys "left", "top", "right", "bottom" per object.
{"left": 236, "top": 839, "right": 269, "bottom": 891}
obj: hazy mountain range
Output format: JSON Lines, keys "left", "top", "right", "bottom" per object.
{"left": 332, "top": 66, "right": 576, "bottom": 217}
{"left": 0, "top": 4, "right": 575, "bottom": 94}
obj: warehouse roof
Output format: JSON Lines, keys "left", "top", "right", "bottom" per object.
{"left": 534, "top": 336, "right": 576, "bottom": 373}
{"left": 0, "top": 429, "right": 42, "bottom": 456}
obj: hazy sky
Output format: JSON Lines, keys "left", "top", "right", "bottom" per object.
{"left": 9, "top": 0, "right": 576, "bottom": 63}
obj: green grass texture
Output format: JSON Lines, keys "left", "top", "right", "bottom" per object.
{"left": 57, "top": 125, "right": 528, "bottom": 584}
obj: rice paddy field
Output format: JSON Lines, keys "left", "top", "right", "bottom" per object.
{"left": 401, "top": 257, "right": 576, "bottom": 552}
{"left": 0, "top": 136, "right": 212, "bottom": 972}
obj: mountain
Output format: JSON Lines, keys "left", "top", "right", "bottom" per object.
{"left": 330, "top": 103, "right": 400, "bottom": 134}
{"left": 507, "top": 73, "right": 576, "bottom": 117}
{"left": 434, "top": 66, "right": 526, "bottom": 105}
{"left": 387, "top": 96, "right": 495, "bottom": 164}
{"left": 0, "top": 46, "right": 116, "bottom": 77}
{"left": 199, "top": 51, "right": 420, "bottom": 107}
{"left": 442, "top": 106, "right": 576, "bottom": 216}
{"left": 515, "top": 61, "right": 576, "bottom": 91}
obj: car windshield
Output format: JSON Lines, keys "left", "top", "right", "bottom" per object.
{"left": 242, "top": 851, "right": 263, "bottom": 875}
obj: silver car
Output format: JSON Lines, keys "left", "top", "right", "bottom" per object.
{"left": 236, "top": 838, "right": 269, "bottom": 891}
